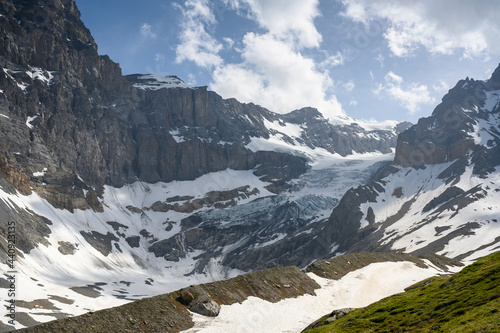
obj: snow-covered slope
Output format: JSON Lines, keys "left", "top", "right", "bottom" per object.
{"left": 126, "top": 74, "right": 195, "bottom": 90}
{"left": 2, "top": 1, "right": 500, "bottom": 331}
{"left": 358, "top": 162, "right": 500, "bottom": 261}
{"left": 0, "top": 146, "right": 396, "bottom": 330}
{"left": 313, "top": 70, "right": 500, "bottom": 264}
{"left": 184, "top": 260, "right": 459, "bottom": 333}
{"left": 6, "top": 252, "right": 462, "bottom": 333}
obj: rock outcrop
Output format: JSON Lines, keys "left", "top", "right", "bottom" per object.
{"left": 216, "top": 64, "right": 500, "bottom": 269}
{"left": 311, "top": 66, "right": 500, "bottom": 260}
{"left": 0, "top": 0, "right": 409, "bottom": 269}
{"left": 0, "top": 0, "right": 405, "bottom": 213}
{"left": 16, "top": 265, "right": 321, "bottom": 333}
{"left": 394, "top": 75, "right": 500, "bottom": 167}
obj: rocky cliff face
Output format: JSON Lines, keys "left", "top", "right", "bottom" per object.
{"left": 0, "top": 0, "right": 409, "bottom": 261}
{"left": 0, "top": 0, "right": 406, "bottom": 201}
{"left": 0, "top": 0, "right": 303, "bottom": 197}
{"left": 311, "top": 66, "right": 500, "bottom": 261}
{"left": 4, "top": 1, "right": 480, "bottom": 330}
{"left": 394, "top": 75, "right": 500, "bottom": 167}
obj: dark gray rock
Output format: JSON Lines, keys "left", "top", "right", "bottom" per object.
{"left": 422, "top": 186, "right": 465, "bottom": 212}
{"left": 281, "top": 107, "right": 412, "bottom": 156}
{"left": 79, "top": 231, "right": 119, "bottom": 256}
{"left": 0, "top": 0, "right": 406, "bottom": 204}
{"left": 189, "top": 299, "right": 221, "bottom": 317}
{"left": 125, "top": 236, "right": 140, "bottom": 248}
{"left": 0, "top": 187, "right": 52, "bottom": 257}
{"left": 394, "top": 72, "right": 500, "bottom": 169}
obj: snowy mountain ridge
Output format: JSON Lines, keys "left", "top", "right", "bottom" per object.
{"left": 127, "top": 74, "right": 195, "bottom": 90}
{"left": 0, "top": 0, "right": 499, "bottom": 331}
{"left": 0, "top": 0, "right": 410, "bottom": 329}
{"left": 312, "top": 71, "right": 500, "bottom": 263}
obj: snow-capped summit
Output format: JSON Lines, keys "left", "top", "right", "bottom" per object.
{"left": 0, "top": 1, "right": 411, "bottom": 328}
{"left": 126, "top": 74, "right": 195, "bottom": 90}
{"left": 1, "top": 0, "right": 500, "bottom": 330}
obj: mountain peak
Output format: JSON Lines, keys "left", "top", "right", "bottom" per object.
{"left": 126, "top": 74, "right": 195, "bottom": 90}
{"left": 489, "top": 62, "right": 500, "bottom": 83}
{"left": 1, "top": 1, "right": 499, "bottom": 330}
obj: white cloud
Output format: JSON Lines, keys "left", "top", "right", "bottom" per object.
{"left": 375, "top": 71, "right": 434, "bottom": 114}
{"left": 321, "top": 51, "right": 345, "bottom": 67}
{"left": 223, "top": 37, "right": 235, "bottom": 49}
{"left": 432, "top": 80, "right": 450, "bottom": 94}
{"left": 385, "top": 71, "right": 403, "bottom": 84}
{"left": 343, "top": 80, "right": 355, "bottom": 91}
{"left": 211, "top": 33, "right": 343, "bottom": 117}
{"left": 341, "top": 0, "right": 500, "bottom": 58}
{"left": 375, "top": 53, "right": 384, "bottom": 67}
{"left": 175, "top": 0, "right": 223, "bottom": 68}
{"left": 225, "top": 0, "right": 322, "bottom": 48}
{"left": 175, "top": 0, "right": 345, "bottom": 118}
{"left": 140, "top": 23, "right": 157, "bottom": 39}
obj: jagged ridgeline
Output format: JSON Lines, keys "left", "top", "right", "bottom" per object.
{"left": 0, "top": 0, "right": 406, "bottom": 261}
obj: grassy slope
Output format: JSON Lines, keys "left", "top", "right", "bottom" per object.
{"left": 304, "top": 251, "right": 500, "bottom": 333}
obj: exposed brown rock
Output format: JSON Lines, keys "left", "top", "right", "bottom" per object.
{"left": 57, "top": 241, "right": 77, "bottom": 255}
{"left": 0, "top": 156, "right": 31, "bottom": 195}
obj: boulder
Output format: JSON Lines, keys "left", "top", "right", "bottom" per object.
{"left": 189, "top": 299, "right": 221, "bottom": 317}
{"left": 179, "top": 291, "right": 194, "bottom": 305}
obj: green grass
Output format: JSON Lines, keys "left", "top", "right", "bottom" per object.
{"left": 304, "top": 251, "right": 500, "bottom": 333}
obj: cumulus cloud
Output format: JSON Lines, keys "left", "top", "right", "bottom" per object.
{"left": 175, "top": 0, "right": 345, "bottom": 118}
{"left": 211, "top": 33, "right": 343, "bottom": 117}
{"left": 175, "top": 0, "right": 223, "bottom": 68}
{"left": 224, "top": 0, "right": 322, "bottom": 48}
{"left": 140, "top": 23, "right": 157, "bottom": 39}
{"left": 219, "top": 0, "right": 344, "bottom": 117}
{"left": 341, "top": 0, "right": 500, "bottom": 58}
{"left": 374, "top": 71, "right": 434, "bottom": 114}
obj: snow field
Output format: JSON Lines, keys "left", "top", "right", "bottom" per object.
{"left": 183, "top": 261, "right": 453, "bottom": 333}
{"left": 131, "top": 74, "right": 195, "bottom": 90}
{"left": 358, "top": 161, "right": 500, "bottom": 261}
{"left": 0, "top": 169, "right": 267, "bottom": 328}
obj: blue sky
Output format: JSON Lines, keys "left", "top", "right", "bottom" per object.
{"left": 75, "top": 0, "right": 500, "bottom": 123}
